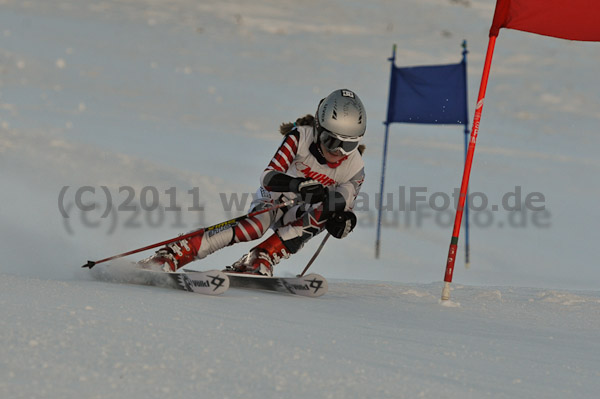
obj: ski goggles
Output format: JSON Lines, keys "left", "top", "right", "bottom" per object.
{"left": 318, "top": 127, "right": 361, "bottom": 155}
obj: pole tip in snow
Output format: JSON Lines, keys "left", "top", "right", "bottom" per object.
{"left": 441, "top": 282, "right": 451, "bottom": 301}
{"left": 82, "top": 260, "right": 96, "bottom": 269}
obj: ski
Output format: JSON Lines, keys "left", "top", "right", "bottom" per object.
{"left": 162, "top": 269, "right": 230, "bottom": 295}
{"left": 222, "top": 272, "right": 328, "bottom": 297}
{"left": 92, "top": 265, "right": 230, "bottom": 296}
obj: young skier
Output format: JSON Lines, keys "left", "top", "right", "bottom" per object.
{"left": 140, "top": 88, "right": 366, "bottom": 276}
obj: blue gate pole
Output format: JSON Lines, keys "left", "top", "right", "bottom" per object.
{"left": 375, "top": 122, "right": 391, "bottom": 259}
{"left": 375, "top": 44, "right": 397, "bottom": 259}
{"left": 462, "top": 40, "right": 471, "bottom": 267}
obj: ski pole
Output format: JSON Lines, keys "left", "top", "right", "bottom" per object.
{"left": 299, "top": 233, "right": 330, "bottom": 276}
{"left": 82, "top": 199, "right": 295, "bottom": 269}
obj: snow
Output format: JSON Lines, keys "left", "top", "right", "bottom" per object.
{"left": 1, "top": 0, "right": 600, "bottom": 397}
{"left": 2, "top": 272, "right": 599, "bottom": 398}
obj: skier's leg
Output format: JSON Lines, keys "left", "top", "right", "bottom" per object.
{"left": 139, "top": 189, "right": 282, "bottom": 272}
{"left": 276, "top": 203, "right": 329, "bottom": 253}
{"left": 229, "top": 203, "right": 328, "bottom": 276}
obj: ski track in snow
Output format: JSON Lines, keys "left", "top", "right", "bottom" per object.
{"left": 89, "top": 260, "right": 179, "bottom": 291}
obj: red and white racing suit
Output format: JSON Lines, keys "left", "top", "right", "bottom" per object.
{"left": 147, "top": 126, "right": 365, "bottom": 268}
{"left": 237, "top": 125, "right": 365, "bottom": 253}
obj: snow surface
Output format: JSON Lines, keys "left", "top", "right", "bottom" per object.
{"left": 2, "top": 268, "right": 600, "bottom": 399}
{"left": 1, "top": 0, "right": 600, "bottom": 397}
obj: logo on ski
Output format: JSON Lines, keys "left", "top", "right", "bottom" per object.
{"left": 176, "top": 274, "right": 192, "bottom": 291}
{"left": 281, "top": 277, "right": 324, "bottom": 294}
{"left": 225, "top": 273, "right": 328, "bottom": 297}
{"left": 208, "top": 274, "right": 227, "bottom": 291}
{"left": 307, "top": 278, "right": 324, "bottom": 293}
{"left": 178, "top": 274, "right": 227, "bottom": 292}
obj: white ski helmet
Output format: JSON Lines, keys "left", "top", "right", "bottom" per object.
{"left": 314, "top": 89, "right": 366, "bottom": 155}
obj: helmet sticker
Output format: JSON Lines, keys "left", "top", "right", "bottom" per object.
{"left": 341, "top": 90, "right": 355, "bottom": 98}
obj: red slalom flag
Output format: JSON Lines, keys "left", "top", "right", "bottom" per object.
{"left": 441, "top": 0, "right": 600, "bottom": 302}
{"left": 490, "top": 0, "right": 600, "bottom": 41}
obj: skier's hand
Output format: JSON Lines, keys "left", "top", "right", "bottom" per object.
{"left": 290, "top": 178, "right": 328, "bottom": 204}
{"left": 326, "top": 211, "right": 357, "bottom": 239}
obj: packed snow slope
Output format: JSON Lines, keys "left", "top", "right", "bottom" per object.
{"left": 1, "top": 0, "right": 600, "bottom": 289}
{"left": 1, "top": 267, "right": 599, "bottom": 399}
{"left": 1, "top": 0, "right": 600, "bottom": 398}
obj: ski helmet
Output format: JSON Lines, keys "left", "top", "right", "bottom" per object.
{"left": 314, "top": 89, "right": 366, "bottom": 155}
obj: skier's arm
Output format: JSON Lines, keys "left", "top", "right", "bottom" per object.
{"left": 260, "top": 131, "right": 300, "bottom": 191}
{"left": 263, "top": 171, "right": 327, "bottom": 204}
{"left": 325, "top": 167, "right": 364, "bottom": 238}
{"left": 259, "top": 131, "right": 324, "bottom": 203}
{"left": 261, "top": 170, "right": 296, "bottom": 192}
{"left": 332, "top": 167, "right": 365, "bottom": 211}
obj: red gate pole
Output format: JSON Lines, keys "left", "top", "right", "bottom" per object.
{"left": 441, "top": 36, "right": 498, "bottom": 301}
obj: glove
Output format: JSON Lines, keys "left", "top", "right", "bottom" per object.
{"left": 326, "top": 211, "right": 357, "bottom": 239}
{"left": 290, "top": 178, "right": 328, "bottom": 204}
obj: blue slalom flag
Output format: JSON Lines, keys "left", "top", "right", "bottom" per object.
{"left": 387, "top": 61, "right": 467, "bottom": 125}
{"left": 376, "top": 43, "right": 471, "bottom": 263}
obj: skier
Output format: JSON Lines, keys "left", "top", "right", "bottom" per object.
{"left": 140, "top": 88, "right": 366, "bottom": 276}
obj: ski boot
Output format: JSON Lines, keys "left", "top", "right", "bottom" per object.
{"left": 138, "top": 238, "right": 198, "bottom": 272}
{"left": 227, "top": 233, "right": 290, "bottom": 277}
